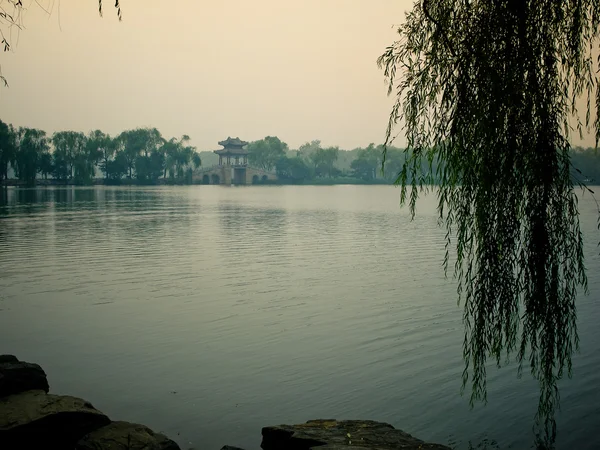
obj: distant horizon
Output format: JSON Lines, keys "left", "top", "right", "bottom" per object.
{"left": 1, "top": 1, "right": 596, "bottom": 151}
{"left": 0, "top": 1, "right": 412, "bottom": 152}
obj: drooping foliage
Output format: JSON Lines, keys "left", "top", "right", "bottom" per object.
{"left": 98, "top": 0, "right": 121, "bottom": 21}
{"left": 378, "top": 0, "right": 600, "bottom": 445}
{"left": 0, "top": 1, "right": 121, "bottom": 86}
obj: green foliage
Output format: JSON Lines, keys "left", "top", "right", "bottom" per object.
{"left": 351, "top": 144, "right": 382, "bottom": 181}
{"left": 0, "top": 120, "right": 16, "bottom": 180}
{"left": 89, "top": 130, "right": 115, "bottom": 180}
{"left": 310, "top": 146, "right": 339, "bottom": 177}
{"left": 105, "top": 151, "right": 128, "bottom": 182}
{"left": 0, "top": 120, "right": 203, "bottom": 185}
{"left": 38, "top": 152, "right": 53, "bottom": 180}
{"left": 51, "top": 131, "right": 88, "bottom": 182}
{"left": 135, "top": 152, "right": 165, "bottom": 184}
{"left": 248, "top": 136, "right": 288, "bottom": 171}
{"left": 275, "top": 155, "right": 313, "bottom": 183}
{"left": 378, "top": 0, "right": 600, "bottom": 445}
{"left": 296, "top": 140, "right": 322, "bottom": 161}
{"left": 117, "top": 128, "right": 148, "bottom": 178}
{"left": 162, "top": 135, "right": 200, "bottom": 180}
{"left": 14, "top": 128, "right": 50, "bottom": 186}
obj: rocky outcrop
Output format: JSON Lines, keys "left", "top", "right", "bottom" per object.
{"left": 0, "top": 389, "right": 110, "bottom": 447}
{"left": 1, "top": 355, "right": 452, "bottom": 450}
{"left": 261, "top": 419, "right": 451, "bottom": 450}
{"left": 0, "top": 355, "right": 181, "bottom": 450}
{"left": 0, "top": 354, "right": 49, "bottom": 396}
{"left": 76, "top": 421, "right": 180, "bottom": 450}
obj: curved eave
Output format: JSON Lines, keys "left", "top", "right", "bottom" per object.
{"left": 214, "top": 148, "right": 250, "bottom": 155}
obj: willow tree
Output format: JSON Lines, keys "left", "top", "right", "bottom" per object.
{"left": 378, "top": 0, "right": 600, "bottom": 446}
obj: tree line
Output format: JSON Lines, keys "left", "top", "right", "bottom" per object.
{"left": 243, "top": 136, "right": 600, "bottom": 185}
{"left": 0, "top": 120, "right": 201, "bottom": 186}
{"left": 3, "top": 123, "right": 598, "bottom": 187}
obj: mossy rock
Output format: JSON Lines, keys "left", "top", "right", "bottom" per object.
{"left": 261, "top": 419, "right": 451, "bottom": 450}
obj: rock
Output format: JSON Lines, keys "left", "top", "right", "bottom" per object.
{"left": 0, "top": 355, "right": 49, "bottom": 397}
{"left": 76, "top": 421, "right": 181, "bottom": 450}
{"left": 0, "top": 389, "right": 110, "bottom": 447}
{"left": 0, "top": 355, "right": 19, "bottom": 363}
{"left": 220, "top": 447, "right": 247, "bottom": 450}
{"left": 155, "top": 431, "right": 182, "bottom": 450}
{"left": 261, "top": 419, "right": 451, "bottom": 450}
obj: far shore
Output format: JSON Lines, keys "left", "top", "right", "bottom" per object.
{"left": 0, "top": 177, "right": 393, "bottom": 187}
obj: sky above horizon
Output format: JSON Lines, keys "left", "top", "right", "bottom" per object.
{"left": 1, "top": 1, "right": 596, "bottom": 151}
{"left": 0, "top": 0, "right": 415, "bottom": 151}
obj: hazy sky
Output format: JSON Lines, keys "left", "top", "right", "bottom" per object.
{"left": 0, "top": 0, "right": 414, "bottom": 151}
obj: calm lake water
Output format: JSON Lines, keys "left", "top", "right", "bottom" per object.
{"left": 0, "top": 185, "right": 598, "bottom": 449}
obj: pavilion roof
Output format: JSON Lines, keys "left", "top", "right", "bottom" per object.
{"left": 218, "top": 136, "right": 248, "bottom": 148}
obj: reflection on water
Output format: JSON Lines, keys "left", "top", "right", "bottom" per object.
{"left": 0, "top": 185, "right": 598, "bottom": 450}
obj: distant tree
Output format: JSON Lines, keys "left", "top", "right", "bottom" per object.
{"left": 192, "top": 152, "right": 202, "bottom": 170}
{"left": 381, "top": 147, "right": 406, "bottom": 182}
{"left": 310, "top": 147, "right": 339, "bottom": 177}
{"left": 13, "top": 128, "right": 50, "bottom": 186}
{"left": 51, "top": 131, "right": 87, "bottom": 181}
{"left": 275, "top": 156, "right": 312, "bottom": 183}
{"left": 351, "top": 144, "right": 381, "bottom": 181}
{"left": 248, "top": 136, "right": 288, "bottom": 171}
{"left": 135, "top": 150, "right": 165, "bottom": 184}
{"left": 570, "top": 147, "right": 600, "bottom": 185}
{"left": 0, "top": 120, "right": 16, "bottom": 181}
{"left": 140, "top": 127, "right": 163, "bottom": 157}
{"left": 162, "top": 134, "right": 199, "bottom": 181}
{"left": 296, "top": 140, "right": 322, "bottom": 163}
{"left": 88, "top": 130, "right": 114, "bottom": 180}
{"left": 38, "top": 152, "right": 53, "bottom": 180}
{"left": 106, "top": 151, "right": 128, "bottom": 182}
{"left": 117, "top": 128, "right": 148, "bottom": 178}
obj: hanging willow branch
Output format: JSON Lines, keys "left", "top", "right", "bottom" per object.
{"left": 0, "top": 1, "right": 121, "bottom": 86}
{"left": 98, "top": 0, "right": 121, "bottom": 21}
{"left": 378, "top": 0, "right": 599, "bottom": 446}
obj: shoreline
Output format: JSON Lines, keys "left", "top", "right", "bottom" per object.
{"left": 1, "top": 355, "right": 451, "bottom": 450}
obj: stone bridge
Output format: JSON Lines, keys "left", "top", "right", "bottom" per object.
{"left": 193, "top": 165, "right": 277, "bottom": 185}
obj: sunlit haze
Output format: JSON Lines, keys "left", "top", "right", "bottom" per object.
{"left": 0, "top": 0, "right": 417, "bottom": 150}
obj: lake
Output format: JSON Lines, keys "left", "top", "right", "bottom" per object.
{"left": 0, "top": 185, "right": 598, "bottom": 449}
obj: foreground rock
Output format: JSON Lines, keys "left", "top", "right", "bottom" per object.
{"left": 0, "top": 354, "right": 49, "bottom": 397}
{"left": 1, "top": 355, "right": 450, "bottom": 450}
{"left": 76, "top": 421, "right": 180, "bottom": 450}
{"left": 261, "top": 419, "right": 451, "bottom": 450}
{"left": 0, "top": 354, "right": 181, "bottom": 450}
{"left": 0, "top": 389, "right": 110, "bottom": 447}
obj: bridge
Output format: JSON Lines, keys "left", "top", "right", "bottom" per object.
{"left": 193, "top": 165, "right": 277, "bottom": 185}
